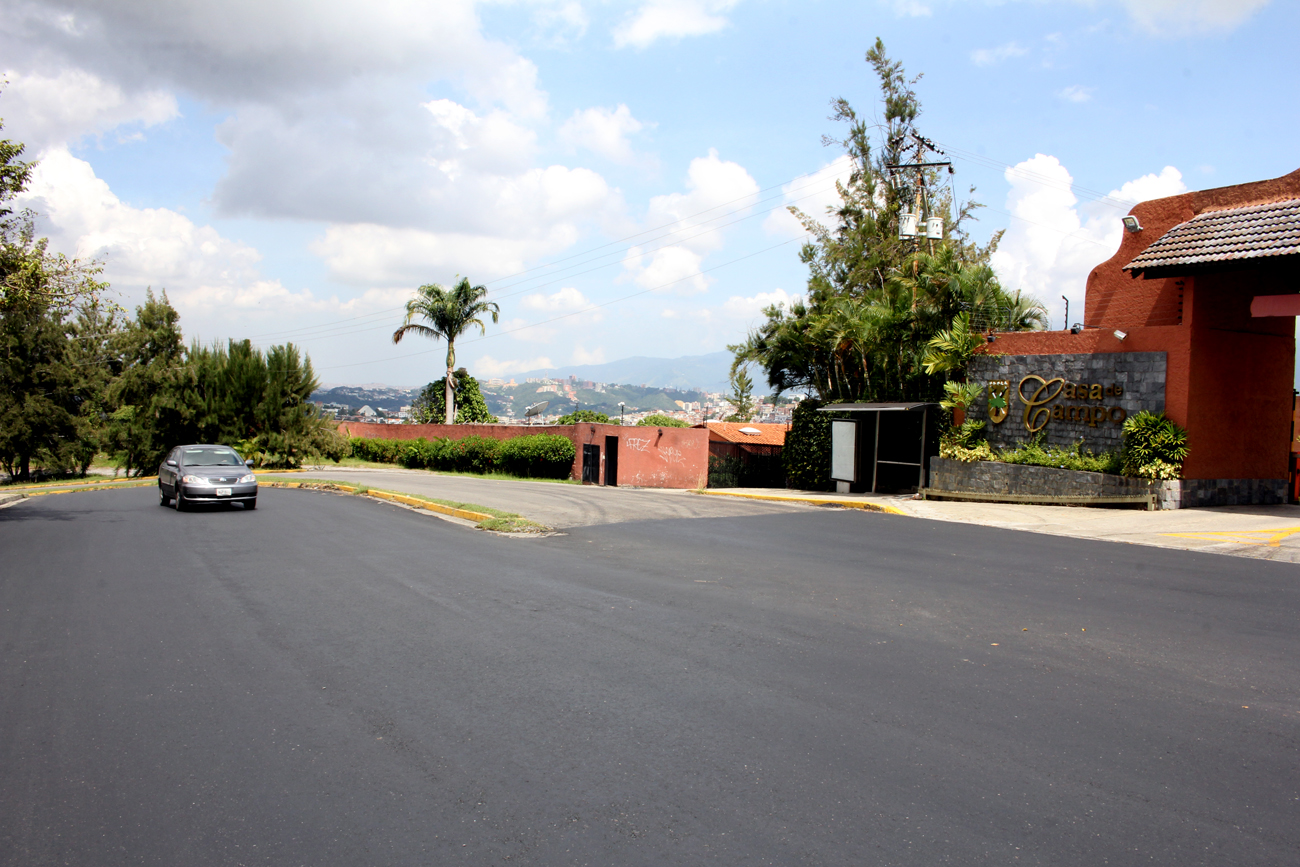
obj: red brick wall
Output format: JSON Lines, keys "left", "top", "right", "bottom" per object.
{"left": 339, "top": 421, "right": 709, "bottom": 488}
{"left": 573, "top": 423, "right": 709, "bottom": 489}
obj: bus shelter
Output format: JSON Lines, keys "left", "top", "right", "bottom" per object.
{"left": 819, "top": 403, "right": 940, "bottom": 494}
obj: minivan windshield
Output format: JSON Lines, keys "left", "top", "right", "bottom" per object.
{"left": 183, "top": 448, "right": 244, "bottom": 467}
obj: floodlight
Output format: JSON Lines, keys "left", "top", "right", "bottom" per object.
{"left": 1113, "top": 329, "right": 1127, "bottom": 340}
{"left": 1122, "top": 215, "right": 1142, "bottom": 233}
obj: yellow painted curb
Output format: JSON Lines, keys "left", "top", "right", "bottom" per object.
{"left": 5, "top": 475, "right": 158, "bottom": 492}
{"left": 261, "top": 480, "right": 495, "bottom": 524}
{"left": 698, "top": 488, "right": 907, "bottom": 515}
{"left": 22, "top": 480, "right": 157, "bottom": 496}
{"left": 365, "top": 489, "right": 495, "bottom": 523}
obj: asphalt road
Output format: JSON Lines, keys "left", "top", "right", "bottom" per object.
{"left": 2, "top": 487, "right": 1296, "bottom": 866}
{"left": 294, "top": 466, "right": 807, "bottom": 528}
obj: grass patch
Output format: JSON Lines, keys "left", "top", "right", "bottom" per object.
{"left": 304, "top": 458, "right": 580, "bottom": 484}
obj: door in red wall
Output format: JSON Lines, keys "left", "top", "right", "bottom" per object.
{"left": 604, "top": 436, "right": 619, "bottom": 486}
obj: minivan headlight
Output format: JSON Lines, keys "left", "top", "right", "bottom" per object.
{"left": 181, "top": 474, "right": 210, "bottom": 485}
{"left": 238, "top": 473, "right": 257, "bottom": 484}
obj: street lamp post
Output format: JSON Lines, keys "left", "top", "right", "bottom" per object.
{"left": 618, "top": 401, "right": 626, "bottom": 425}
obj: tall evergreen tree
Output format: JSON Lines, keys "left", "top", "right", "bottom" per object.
{"left": 732, "top": 39, "right": 1044, "bottom": 405}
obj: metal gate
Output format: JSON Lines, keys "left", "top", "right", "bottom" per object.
{"left": 707, "top": 443, "right": 785, "bottom": 488}
{"left": 582, "top": 443, "right": 600, "bottom": 484}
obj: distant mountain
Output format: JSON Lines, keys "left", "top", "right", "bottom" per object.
{"left": 510, "top": 351, "right": 733, "bottom": 393}
{"left": 310, "top": 384, "right": 418, "bottom": 412}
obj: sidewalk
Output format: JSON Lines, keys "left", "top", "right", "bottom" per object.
{"left": 704, "top": 487, "right": 1300, "bottom": 563}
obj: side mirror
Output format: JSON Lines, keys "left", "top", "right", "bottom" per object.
{"left": 166, "top": 460, "right": 177, "bottom": 467}
{"left": 245, "top": 459, "right": 254, "bottom": 468}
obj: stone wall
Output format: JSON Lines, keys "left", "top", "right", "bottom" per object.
{"left": 928, "top": 457, "right": 1288, "bottom": 509}
{"left": 966, "top": 352, "right": 1166, "bottom": 451}
{"left": 1160, "top": 478, "right": 1287, "bottom": 509}
{"left": 928, "top": 457, "right": 1157, "bottom": 503}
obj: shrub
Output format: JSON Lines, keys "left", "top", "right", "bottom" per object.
{"left": 409, "top": 370, "right": 494, "bottom": 424}
{"left": 636, "top": 413, "right": 688, "bottom": 428}
{"left": 440, "top": 435, "right": 502, "bottom": 473}
{"left": 782, "top": 399, "right": 833, "bottom": 491}
{"left": 939, "top": 419, "right": 991, "bottom": 462}
{"left": 498, "top": 434, "right": 576, "bottom": 478}
{"left": 557, "top": 410, "right": 611, "bottom": 425}
{"left": 1120, "top": 411, "right": 1189, "bottom": 479}
{"left": 350, "top": 436, "right": 406, "bottom": 464}
{"left": 997, "top": 436, "right": 1121, "bottom": 474}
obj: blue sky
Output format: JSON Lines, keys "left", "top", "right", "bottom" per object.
{"left": 2, "top": 0, "right": 1293, "bottom": 387}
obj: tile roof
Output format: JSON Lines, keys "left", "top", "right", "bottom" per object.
{"left": 700, "top": 421, "right": 788, "bottom": 446}
{"left": 1125, "top": 198, "right": 1300, "bottom": 272}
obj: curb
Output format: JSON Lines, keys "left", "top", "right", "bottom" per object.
{"left": 697, "top": 489, "right": 907, "bottom": 515}
{"left": 261, "top": 480, "right": 495, "bottom": 524}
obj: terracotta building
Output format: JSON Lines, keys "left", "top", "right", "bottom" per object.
{"left": 971, "top": 168, "right": 1300, "bottom": 506}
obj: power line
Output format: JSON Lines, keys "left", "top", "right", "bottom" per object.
{"left": 316, "top": 233, "right": 811, "bottom": 372}
{"left": 243, "top": 167, "right": 844, "bottom": 343}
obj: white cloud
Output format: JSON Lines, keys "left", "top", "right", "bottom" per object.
{"left": 0, "top": 68, "right": 178, "bottom": 150}
{"left": 311, "top": 222, "right": 583, "bottom": 288}
{"left": 622, "top": 245, "right": 710, "bottom": 294}
{"left": 763, "top": 154, "right": 853, "bottom": 238}
{"left": 1057, "top": 85, "right": 1094, "bottom": 103}
{"left": 1117, "top": 0, "right": 1272, "bottom": 35}
{"left": 621, "top": 148, "right": 759, "bottom": 293}
{"left": 970, "top": 42, "right": 1028, "bottom": 66}
{"left": 989, "top": 154, "right": 1187, "bottom": 332}
{"left": 612, "top": 0, "right": 740, "bottom": 49}
{"left": 522, "top": 287, "right": 590, "bottom": 311}
{"left": 527, "top": 0, "right": 589, "bottom": 45}
{"left": 721, "top": 287, "right": 800, "bottom": 325}
{"left": 558, "top": 104, "right": 651, "bottom": 166}
{"left": 473, "top": 354, "right": 555, "bottom": 376}
{"left": 12, "top": 146, "right": 362, "bottom": 331}
{"left": 891, "top": 0, "right": 932, "bottom": 17}
{"left": 570, "top": 345, "right": 605, "bottom": 365}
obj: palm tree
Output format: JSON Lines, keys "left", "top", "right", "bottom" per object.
{"left": 392, "top": 277, "right": 499, "bottom": 424}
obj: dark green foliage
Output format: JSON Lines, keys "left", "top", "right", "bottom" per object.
{"left": 351, "top": 436, "right": 409, "bottom": 464}
{"left": 636, "top": 413, "right": 688, "bottom": 428}
{"left": 0, "top": 297, "right": 84, "bottom": 479}
{"left": 104, "top": 290, "right": 186, "bottom": 476}
{"left": 708, "top": 454, "right": 743, "bottom": 488}
{"left": 557, "top": 409, "right": 611, "bottom": 424}
{"left": 731, "top": 40, "right": 1044, "bottom": 405}
{"left": 1120, "top": 411, "right": 1189, "bottom": 479}
{"left": 724, "top": 365, "right": 756, "bottom": 422}
{"left": 356, "top": 433, "right": 577, "bottom": 479}
{"left": 409, "top": 369, "right": 494, "bottom": 423}
{"left": 782, "top": 399, "right": 833, "bottom": 491}
{"left": 498, "top": 434, "right": 575, "bottom": 478}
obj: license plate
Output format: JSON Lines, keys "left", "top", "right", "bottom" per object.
{"left": 216, "top": 487, "right": 232, "bottom": 497}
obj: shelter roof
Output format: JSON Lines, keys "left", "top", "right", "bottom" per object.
{"left": 816, "top": 402, "right": 939, "bottom": 412}
{"left": 699, "top": 421, "right": 788, "bottom": 446}
{"left": 1125, "top": 198, "right": 1300, "bottom": 272}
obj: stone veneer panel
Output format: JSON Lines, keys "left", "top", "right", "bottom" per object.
{"left": 928, "top": 457, "right": 1288, "bottom": 510}
{"left": 967, "top": 352, "right": 1166, "bottom": 451}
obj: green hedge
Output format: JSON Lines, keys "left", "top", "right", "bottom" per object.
{"left": 499, "top": 434, "right": 576, "bottom": 478}
{"left": 350, "top": 434, "right": 575, "bottom": 479}
{"left": 782, "top": 399, "right": 833, "bottom": 491}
